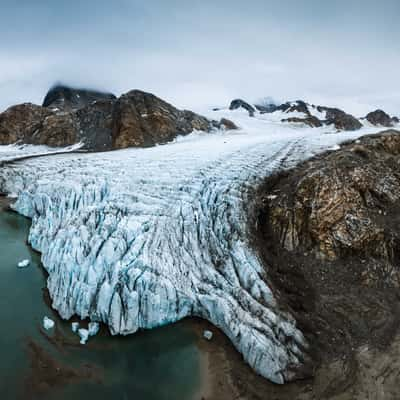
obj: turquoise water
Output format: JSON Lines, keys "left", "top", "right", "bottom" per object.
{"left": 0, "top": 206, "right": 202, "bottom": 400}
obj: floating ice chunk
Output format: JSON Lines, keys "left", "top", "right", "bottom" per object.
{"left": 78, "top": 328, "right": 89, "bottom": 344}
{"left": 71, "top": 322, "right": 79, "bottom": 333}
{"left": 17, "top": 259, "right": 30, "bottom": 268}
{"left": 88, "top": 322, "right": 100, "bottom": 336}
{"left": 43, "top": 316, "right": 55, "bottom": 330}
{"left": 203, "top": 330, "right": 213, "bottom": 340}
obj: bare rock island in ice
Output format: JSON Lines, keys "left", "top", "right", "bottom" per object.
{"left": 0, "top": 86, "right": 397, "bottom": 384}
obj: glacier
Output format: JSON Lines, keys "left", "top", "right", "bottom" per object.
{"left": 0, "top": 109, "right": 381, "bottom": 383}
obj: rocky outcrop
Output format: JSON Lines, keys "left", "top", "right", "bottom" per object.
{"left": 251, "top": 130, "right": 400, "bottom": 397}
{"left": 262, "top": 130, "right": 400, "bottom": 262}
{"left": 322, "top": 106, "right": 363, "bottom": 131}
{"left": 276, "top": 100, "right": 310, "bottom": 115}
{"left": 0, "top": 86, "right": 234, "bottom": 151}
{"left": 0, "top": 103, "right": 53, "bottom": 145}
{"left": 254, "top": 103, "right": 278, "bottom": 114}
{"left": 281, "top": 116, "right": 322, "bottom": 128}
{"left": 276, "top": 101, "right": 362, "bottom": 131}
{"left": 365, "top": 109, "right": 395, "bottom": 127}
{"left": 217, "top": 118, "right": 239, "bottom": 130}
{"left": 229, "top": 99, "right": 255, "bottom": 116}
{"left": 42, "top": 85, "right": 116, "bottom": 112}
{"left": 112, "top": 90, "right": 213, "bottom": 148}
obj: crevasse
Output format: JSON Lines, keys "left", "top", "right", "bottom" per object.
{"left": 0, "top": 118, "right": 371, "bottom": 383}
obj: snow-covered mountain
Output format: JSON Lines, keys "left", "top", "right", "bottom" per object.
{"left": 226, "top": 98, "right": 399, "bottom": 131}
{"left": 0, "top": 106, "right": 387, "bottom": 383}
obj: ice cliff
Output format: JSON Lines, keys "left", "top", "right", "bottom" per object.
{"left": 0, "top": 110, "right": 379, "bottom": 383}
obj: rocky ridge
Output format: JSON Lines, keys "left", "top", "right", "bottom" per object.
{"left": 0, "top": 85, "right": 236, "bottom": 151}
{"left": 365, "top": 109, "right": 398, "bottom": 128}
{"left": 229, "top": 98, "right": 398, "bottom": 132}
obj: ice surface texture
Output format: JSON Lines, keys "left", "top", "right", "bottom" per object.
{"left": 0, "top": 112, "right": 378, "bottom": 383}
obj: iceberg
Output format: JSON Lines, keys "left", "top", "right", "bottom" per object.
{"left": 71, "top": 322, "right": 80, "bottom": 332}
{"left": 17, "top": 259, "right": 30, "bottom": 268}
{"left": 78, "top": 328, "right": 89, "bottom": 345}
{"left": 43, "top": 316, "right": 55, "bottom": 330}
{"left": 203, "top": 330, "right": 213, "bottom": 340}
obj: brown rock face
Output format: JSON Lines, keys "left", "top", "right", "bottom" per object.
{"left": 0, "top": 103, "right": 52, "bottom": 144}
{"left": 365, "top": 109, "right": 394, "bottom": 127}
{"left": 28, "top": 112, "right": 79, "bottom": 147}
{"left": 0, "top": 86, "right": 221, "bottom": 151}
{"left": 111, "top": 90, "right": 212, "bottom": 148}
{"left": 264, "top": 130, "right": 400, "bottom": 264}
{"left": 250, "top": 130, "right": 400, "bottom": 399}
{"left": 321, "top": 106, "right": 363, "bottom": 131}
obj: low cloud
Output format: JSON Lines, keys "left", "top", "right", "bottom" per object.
{"left": 0, "top": 0, "right": 399, "bottom": 115}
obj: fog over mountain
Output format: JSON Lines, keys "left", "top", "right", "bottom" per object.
{"left": 1, "top": 0, "right": 399, "bottom": 114}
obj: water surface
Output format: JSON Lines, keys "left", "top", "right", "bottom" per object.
{"left": 0, "top": 204, "right": 202, "bottom": 400}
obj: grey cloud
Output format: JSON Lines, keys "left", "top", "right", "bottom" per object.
{"left": 0, "top": 0, "right": 399, "bottom": 115}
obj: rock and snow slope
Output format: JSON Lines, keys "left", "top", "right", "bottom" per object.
{"left": 0, "top": 110, "right": 382, "bottom": 383}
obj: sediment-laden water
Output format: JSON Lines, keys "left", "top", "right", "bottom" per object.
{"left": 0, "top": 203, "right": 202, "bottom": 400}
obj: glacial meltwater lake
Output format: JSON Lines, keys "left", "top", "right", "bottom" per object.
{"left": 0, "top": 202, "right": 203, "bottom": 400}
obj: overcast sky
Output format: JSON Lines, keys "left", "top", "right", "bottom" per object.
{"left": 1, "top": 0, "right": 399, "bottom": 115}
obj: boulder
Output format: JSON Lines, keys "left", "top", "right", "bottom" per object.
{"left": 43, "top": 84, "right": 116, "bottom": 112}
{"left": 365, "top": 109, "right": 394, "bottom": 127}
{"left": 229, "top": 99, "right": 255, "bottom": 116}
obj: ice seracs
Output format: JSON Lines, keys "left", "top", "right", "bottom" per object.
{"left": 88, "top": 322, "right": 100, "bottom": 336}
{"left": 0, "top": 108, "right": 384, "bottom": 383}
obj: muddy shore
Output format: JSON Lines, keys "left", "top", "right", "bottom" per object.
{"left": 190, "top": 316, "right": 400, "bottom": 400}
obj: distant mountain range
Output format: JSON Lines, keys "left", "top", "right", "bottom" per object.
{"left": 0, "top": 85, "right": 397, "bottom": 151}
{"left": 227, "top": 98, "right": 399, "bottom": 131}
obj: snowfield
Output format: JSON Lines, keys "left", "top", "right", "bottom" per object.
{"left": 0, "top": 109, "right": 383, "bottom": 383}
